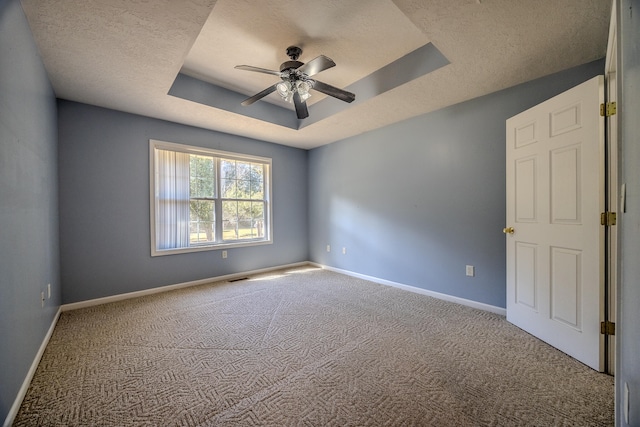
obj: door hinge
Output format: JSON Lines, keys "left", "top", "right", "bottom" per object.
{"left": 601, "top": 212, "right": 617, "bottom": 226}
{"left": 600, "top": 102, "right": 617, "bottom": 117}
{"left": 601, "top": 321, "right": 616, "bottom": 336}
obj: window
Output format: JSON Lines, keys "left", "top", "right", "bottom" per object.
{"left": 150, "top": 140, "right": 272, "bottom": 256}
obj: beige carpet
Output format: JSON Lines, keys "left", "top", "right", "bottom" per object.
{"left": 14, "top": 267, "right": 614, "bottom": 426}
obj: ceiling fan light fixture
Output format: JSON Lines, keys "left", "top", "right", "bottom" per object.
{"left": 296, "top": 80, "right": 312, "bottom": 101}
{"left": 276, "top": 81, "right": 293, "bottom": 102}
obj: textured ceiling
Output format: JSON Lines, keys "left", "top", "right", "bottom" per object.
{"left": 20, "top": 0, "right": 610, "bottom": 149}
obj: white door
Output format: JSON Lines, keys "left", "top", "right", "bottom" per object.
{"left": 505, "top": 75, "right": 605, "bottom": 371}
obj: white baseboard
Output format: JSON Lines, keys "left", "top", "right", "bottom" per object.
{"left": 312, "top": 263, "right": 506, "bottom": 316}
{"left": 4, "top": 307, "right": 62, "bottom": 427}
{"left": 61, "top": 262, "right": 311, "bottom": 312}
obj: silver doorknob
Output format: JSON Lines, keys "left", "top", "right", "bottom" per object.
{"left": 503, "top": 227, "right": 515, "bottom": 234}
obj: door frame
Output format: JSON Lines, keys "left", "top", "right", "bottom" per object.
{"left": 604, "top": 0, "right": 618, "bottom": 376}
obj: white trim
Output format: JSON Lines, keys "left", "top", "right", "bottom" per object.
{"left": 604, "top": 0, "right": 618, "bottom": 375}
{"left": 604, "top": 0, "right": 617, "bottom": 76}
{"left": 3, "top": 307, "right": 62, "bottom": 427}
{"left": 312, "top": 263, "right": 507, "bottom": 316}
{"left": 60, "top": 262, "right": 506, "bottom": 315}
{"left": 151, "top": 239, "right": 273, "bottom": 257}
{"left": 61, "top": 262, "right": 310, "bottom": 312}
{"left": 149, "top": 139, "right": 272, "bottom": 164}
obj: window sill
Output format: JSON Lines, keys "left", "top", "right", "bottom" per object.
{"left": 151, "top": 239, "right": 272, "bottom": 257}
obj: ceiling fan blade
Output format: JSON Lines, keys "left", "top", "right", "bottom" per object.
{"left": 293, "top": 91, "right": 309, "bottom": 119}
{"left": 235, "top": 65, "right": 283, "bottom": 77}
{"left": 297, "top": 55, "right": 336, "bottom": 77}
{"left": 311, "top": 80, "right": 356, "bottom": 103}
{"left": 241, "top": 84, "right": 278, "bottom": 106}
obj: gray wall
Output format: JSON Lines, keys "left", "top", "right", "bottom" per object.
{"left": 308, "top": 59, "right": 604, "bottom": 309}
{"left": 3, "top": 0, "right": 634, "bottom": 421}
{"left": 57, "top": 101, "right": 309, "bottom": 304}
{"left": 0, "top": 0, "right": 60, "bottom": 422}
{"left": 617, "top": 0, "right": 640, "bottom": 424}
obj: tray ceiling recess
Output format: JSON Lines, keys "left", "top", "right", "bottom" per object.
{"left": 170, "top": 42, "right": 448, "bottom": 130}
{"left": 20, "top": 0, "right": 610, "bottom": 149}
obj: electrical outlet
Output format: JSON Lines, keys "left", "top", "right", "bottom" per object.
{"left": 326, "top": 245, "right": 331, "bottom": 252}
{"left": 342, "top": 247, "right": 347, "bottom": 255}
{"left": 466, "top": 265, "right": 475, "bottom": 277}
{"left": 47, "top": 283, "right": 51, "bottom": 299}
{"left": 40, "top": 291, "right": 45, "bottom": 308}
{"left": 222, "top": 250, "right": 228, "bottom": 259}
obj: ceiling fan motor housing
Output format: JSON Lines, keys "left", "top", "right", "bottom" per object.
{"left": 280, "top": 60, "right": 304, "bottom": 73}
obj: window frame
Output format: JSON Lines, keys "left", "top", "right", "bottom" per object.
{"left": 149, "top": 139, "right": 273, "bottom": 257}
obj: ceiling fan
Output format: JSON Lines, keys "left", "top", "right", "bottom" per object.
{"left": 235, "top": 46, "right": 356, "bottom": 120}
